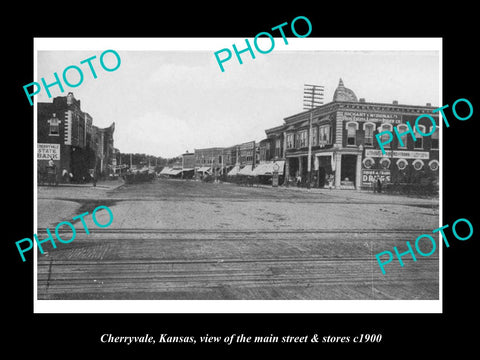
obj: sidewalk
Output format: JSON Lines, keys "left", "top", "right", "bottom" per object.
{"left": 254, "top": 183, "right": 439, "bottom": 206}
{"left": 39, "top": 179, "right": 125, "bottom": 191}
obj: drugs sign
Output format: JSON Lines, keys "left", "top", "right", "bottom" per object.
{"left": 38, "top": 143, "right": 60, "bottom": 160}
{"left": 362, "top": 169, "right": 390, "bottom": 184}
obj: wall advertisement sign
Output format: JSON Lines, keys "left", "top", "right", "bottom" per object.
{"left": 365, "top": 149, "right": 429, "bottom": 160}
{"left": 37, "top": 143, "right": 60, "bottom": 160}
{"left": 362, "top": 169, "right": 391, "bottom": 184}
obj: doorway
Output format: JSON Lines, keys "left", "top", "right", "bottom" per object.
{"left": 341, "top": 154, "right": 357, "bottom": 184}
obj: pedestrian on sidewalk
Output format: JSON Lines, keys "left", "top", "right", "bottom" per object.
{"left": 377, "top": 177, "right": 382, "bottom": 193}
{"left": 328, "top": 174, "right": 334, "bottom": 190}
{"left": 90, "top": 169, "right": 97, "bottom": 187}
{"left": 62, "top": 168, "right": 68, "bottom": 183}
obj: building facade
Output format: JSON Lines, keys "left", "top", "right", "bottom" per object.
{"left": 264, "top": 79, "right": 439, "bottom": 190}
{"left": 92, "top": 122, "right": 116, "bottom": 177}
{"left": 37, "top": 92, "right": 116, "bottom": 182}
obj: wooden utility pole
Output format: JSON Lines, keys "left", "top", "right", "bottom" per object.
{"left": 303, "top": 84, "right": 324, "bottom": 187}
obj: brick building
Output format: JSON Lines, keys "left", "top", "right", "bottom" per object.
{"left": 92, "top": 122, "right": 116, "bottom": 177}
{"left": 264, "top": 79, "right": 439, "bottom": 190}
{"left": 37, "top": 92, "right": 116, "bottom": 182}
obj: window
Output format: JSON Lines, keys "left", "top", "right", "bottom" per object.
{"left": 346, "top": 122, "right": 358, "bottom": 146}
{"left": 364, "top": 122, "right": 375, "bottom": 146}
{"left": 319, "top": 125, "right": 331, "bottom": 146}
{"left": 297, "top": 130, "right": 308, "bottom": 148}
{"left": 431, "top": 126, "right": 439, "bottom": 149}
{"left": 311, "top": 127, "right": 318, "bottom": 146}
{"left": 48, "top": 115, "right": 59, "bottom": 136}
{"left": 275, "top": 139, "right": 281, "bottom": 157}
{"left": 378, "top": 123, "right": 393, "bottom": 148}
{"left": 396, "top": 124, "right": 409, "bottom": 149}
{"left": 286, "top": 133, "right": 294, "bottom": 149}
{"left": 414, "top": 125, "right": 425, "bottom": 149}
{"left": 302, "top": 130, "right": 308, "bottom": 147}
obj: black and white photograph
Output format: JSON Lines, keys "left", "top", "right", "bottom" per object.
{"left": 7, "top": 7, "right": 479, "bottom": 355}
{"left": 33, "top": 38, "right": 441, "bottom": 313}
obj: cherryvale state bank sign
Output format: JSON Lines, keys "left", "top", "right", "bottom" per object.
{"left": 37, "top": 143, "right": 60, "bottom": 160}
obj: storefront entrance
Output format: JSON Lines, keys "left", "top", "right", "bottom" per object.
{"left": 340, "top": 154, "right": 357, "bottom": 185}
{"left": 315, "top": 155, "right": 332, "bottom": 188}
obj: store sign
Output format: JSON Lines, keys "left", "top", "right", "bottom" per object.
{"left": 365, "top": 149, "right": 429, "bottom": 160}
{"left": 362, "top": 169, "right": 391, "bottom": 184}
{"left": 339, "top": 111, "right": 401, "bottom": 124}
{"left": 37, "top": 143, "right": 60, "bottom": 160}
{"left": 239, "top": 141, "right": 255, "bottom": 151}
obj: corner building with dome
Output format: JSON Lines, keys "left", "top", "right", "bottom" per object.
{"left": 264, "top": 79, "right": 439, "bottom": 192}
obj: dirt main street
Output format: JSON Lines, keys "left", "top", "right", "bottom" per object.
{"left": 36, "top": 178, "right": 439, "bottom": 301}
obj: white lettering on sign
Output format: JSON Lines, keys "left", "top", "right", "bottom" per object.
{"left": 38, "top": 143, "right": 60, "bottom": 160}
{"left": 362, "top": 169, "right": 391, "bottom": 184}
{"left": 365, "top": 149, "right": 429, "bottom": 160}
{"left": 340, "top": 111, "right": 402, "bottom": 124}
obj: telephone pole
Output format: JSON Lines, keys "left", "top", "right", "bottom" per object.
{"left": 303, "top": 84, "right": 324, "bottom": 187}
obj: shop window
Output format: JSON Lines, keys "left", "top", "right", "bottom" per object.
{"left": 346, "top": 122, "right": 358, "bottom": 146}
{"left": 431, "top": 126, "right": 439, "bottom": 149}
{"left": 363, "top": 122, "right": 375, "bottom": 146}
{"left": 414, "top": 125, "right": 425, "bottom": 149}
{"left": 396, "top": 124, "right": 409, "bottom": 149}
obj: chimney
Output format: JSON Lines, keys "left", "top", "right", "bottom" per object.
{"left": 392, "top": 100, "right": 398, "bottom": 105}
{"left": 426, "top": 102, "right": 431, "bottom": 106}
{"left": 359, "top": 98, "right": 365, "bottom": 102}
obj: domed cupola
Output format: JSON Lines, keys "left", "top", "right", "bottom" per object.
{"left": 333, "top": 78, "right": 358, "bottom": 102}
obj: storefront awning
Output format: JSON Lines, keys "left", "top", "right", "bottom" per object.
{"left": 252, "top": 161, "right": 285, "bottom": 176}
{"left": 238, "top": 165, "right": 255, "bottom": 176}
{"left": 227, "top": 165, "right": 240, "bottom": 176}
{"left": 169, "top": 169, "right": 183, "bottom": 175}
{"left": 196, "top": 167, "right": 211, "bottom": 173}
{"left": 159, "top": 167, "right": 172, "bottom": 174}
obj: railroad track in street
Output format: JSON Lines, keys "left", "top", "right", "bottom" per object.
{"left": 36, "top": 227, "right": 439, "bottom": 300}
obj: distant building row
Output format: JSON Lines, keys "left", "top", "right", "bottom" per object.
{"left": 177, "top": 79, "right": 439, "bottom": 190}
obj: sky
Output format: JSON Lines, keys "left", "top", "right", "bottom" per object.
{"left": 36, "top": 39, "right": 440, "bottom": 158}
